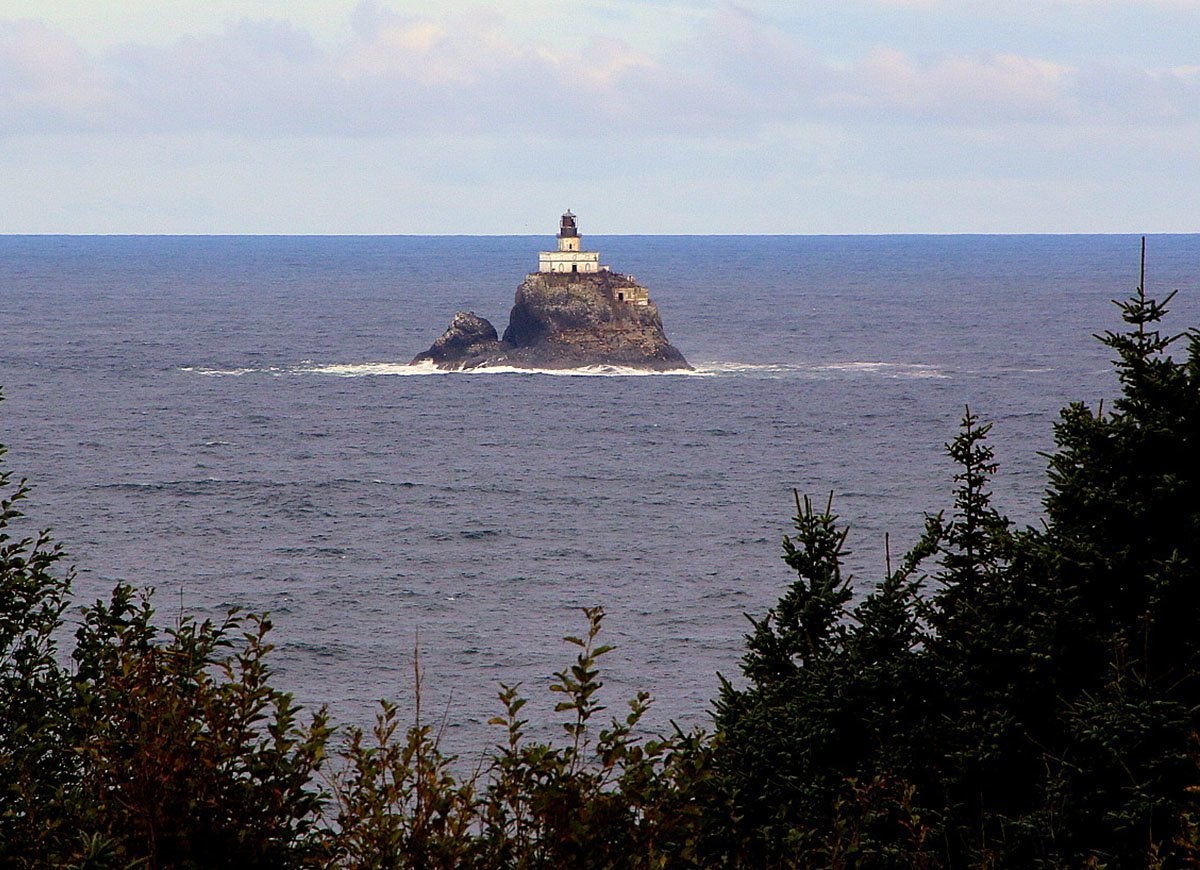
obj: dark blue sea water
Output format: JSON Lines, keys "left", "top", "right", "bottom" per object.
{"left": 2, "top": 234, "right": 1198, "bottom": 753}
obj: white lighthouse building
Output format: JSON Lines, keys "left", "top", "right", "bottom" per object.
{"left": 538, "top": 211, "right": 603, "bottom": 274}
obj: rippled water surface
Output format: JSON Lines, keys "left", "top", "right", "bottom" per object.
{"left": 2, "top": 234, "right": 1198, "bottom": 752}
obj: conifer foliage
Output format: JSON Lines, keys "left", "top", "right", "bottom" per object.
{"left": 714, "top": 243, "right": 1200, "bottom": 866}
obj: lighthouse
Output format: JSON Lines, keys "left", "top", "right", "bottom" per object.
{"left": 538, "top": 211, "right": 602, "bottom": 274}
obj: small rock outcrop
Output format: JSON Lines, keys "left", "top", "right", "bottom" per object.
{"left": 410, "top": 310, "right": 506, "bottom": 368}
{"left": 412, "top": 271, "right": 690, "bottom": 371}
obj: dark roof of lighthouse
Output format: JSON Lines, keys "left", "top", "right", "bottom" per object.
{"left": 559, "top": 211, "right": 578, "bottom": 238}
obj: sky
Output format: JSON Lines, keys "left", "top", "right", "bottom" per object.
{"left": 0, "top": 0, "right": 1197, "bottom": 233}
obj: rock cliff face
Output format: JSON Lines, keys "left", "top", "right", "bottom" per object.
{"left": 412, "top": 271, "right": 690, "bottom": 371}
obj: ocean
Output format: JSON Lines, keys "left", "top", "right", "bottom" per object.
{"left": 2, "top": 234, "right": 1198, "bottom": 754}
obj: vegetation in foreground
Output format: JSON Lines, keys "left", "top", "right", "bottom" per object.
{"left": 3, "top": 257, "right": 1200, "bottom": 867}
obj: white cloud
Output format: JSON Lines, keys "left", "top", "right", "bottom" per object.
{"left": 835, "top": 49, "right": 1075, "bottom": 122}
{"left": 0, "top": 19, "right": 119, "bottom": 129}
{"left": 3, "top": 4, "right": 1198, "bottom": 139}
{"left": 2, "top": 1, "right": 1198, "bottom": 232}
{"left": 866, "top": 0, "right": 1200, "bottom": 8}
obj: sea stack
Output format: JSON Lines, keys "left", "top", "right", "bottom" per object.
{"left": 412, "top": 212, "right": 690, "bottom": 371}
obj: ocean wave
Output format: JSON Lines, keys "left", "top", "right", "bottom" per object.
{"left": 434, "top": 364, "right": 707, "bottom": 377}
{"left": 180, "top": 359, "right": 946, "bottom": 379}
{"left": 183, "top": 361, "right": 707, "bottom": 378}
{"left": 180, "top": 365, "right": 259, "bottom": 377}
{"left": 302, "top": 361, "right": 450, "bottom": 377}
{"left": 811, "top": 361, "right": 947, "bottom": 379}
{"left": 692, "top": 361, "right": 948, "bottom": 379}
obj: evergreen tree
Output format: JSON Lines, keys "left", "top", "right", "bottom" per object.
{"left": 713, "top": 243, "right": 1200, "bottom": 866}
{"left": 1028, "top": 242, "right": 1200, "bottom": 864}
{"left": 715, "top": 492, "right": 942, "bottom": 865}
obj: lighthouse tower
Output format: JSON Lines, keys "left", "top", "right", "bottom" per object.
{"left": 538, "top": 211, "right": 602, "bottom": 274}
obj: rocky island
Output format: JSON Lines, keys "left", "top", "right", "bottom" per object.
{"left": 412, "top": 212, "right": 690, "bottom": 371}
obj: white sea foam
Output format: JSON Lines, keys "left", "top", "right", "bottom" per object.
{"left": 310, "top": 361, "right": 705, "bottom": 377}
{"left": 692, "top": 362, "right": 798, "bottom": 375}
{"left": 181, "top": 366, "right": 258, "bottom": 377}
{"left": 181, "top": 359, "right": 945, "bottom": 379}
{"left": 811, "top": 361, "right": 948, "bottom": 379}
{"left": 691, "top": 361, "right": 948, "bottom": 379}
{"left": 301, "top": 361, "right": 450, "bottom": 377}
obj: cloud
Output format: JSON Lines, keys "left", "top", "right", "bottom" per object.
{"left": 0, "top": 19, "right": 120, "bottom": 129}
{"left": 865, "top": 0, "right": 1200, "bottom": 8}
{"left": 834, "top": 49, "right": 1075, "bottom": 123}
{"left": 0, "top": 2, "right": 1197, "bottom": 140}
{"left": 687, "top": 6, "right": 1079, "bottom": 126}
{"left": 1072, "top": 60, "right": 1200, "bottom": 123}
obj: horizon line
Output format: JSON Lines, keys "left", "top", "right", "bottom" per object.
{"left": 1, "top": 231, "right": 1196, "bottom": 239}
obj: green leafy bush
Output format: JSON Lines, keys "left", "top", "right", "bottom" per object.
{"left": 69, "top": 587, "right": 332, "bottom": 867}
{"left": 329, "top": 607, "right": 714, "bottom": 868}
{"left": 0, "top": 430, "right": 76, "bottom": 864}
